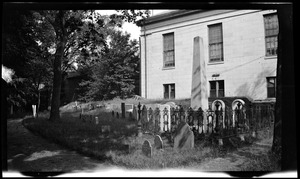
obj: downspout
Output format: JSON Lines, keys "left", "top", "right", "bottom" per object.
{"left": 144, "top": 28, "right": 147, "bottom": 99}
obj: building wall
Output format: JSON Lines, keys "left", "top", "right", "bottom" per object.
{"left": 140, "top": 10, "right": 277, "bottom": 101}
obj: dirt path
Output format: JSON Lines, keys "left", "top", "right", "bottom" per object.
{"left": 6, "top": 117, "right": 113, "bottom": 175}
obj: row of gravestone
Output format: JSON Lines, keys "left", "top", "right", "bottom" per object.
{"left": 142, "top": 122, "right": 195, "bottom": 158}
{"left": 80, "top": 115, "right": 111, "bottom": 133}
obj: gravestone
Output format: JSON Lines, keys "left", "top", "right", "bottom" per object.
{"left": 125, "top": 104, "right": 134, "bottom": 118}
{"left": 173, "top": 122, "right": 194, "bottom": 150}
{"left": 191, "top": 36, "right": 208, "bottom": 111}
{"left": 132, "top": 105, "right": 138, "bottom": 121}
{"left": 95, "top": 116, "right": 99, "bottom": 125}
{"left": 142, "top": 140, "right": 152, "bottom": 158}
{"left": 141, "top": 105, "right": 148, "bottom": 132}
{"left": 148, "top": 107, "right": 155, "bottom": 133}
{"left": 121, "top": 102, "right": 125, "bottom": 118}
{"left": 154, "top": 135, "right": 163, "bottom": 149}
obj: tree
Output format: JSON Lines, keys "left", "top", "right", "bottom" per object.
{"left": 79, "top": 30, "right": 140, "bottom": 101}
{"left": 36, "top": 10, "right": 149, "bottom": 121}
{"left": 272, "top": 6, "right": 295, "bottom": 171}
{"left": 2, "top": 9, "right": 53, "bottom": 115}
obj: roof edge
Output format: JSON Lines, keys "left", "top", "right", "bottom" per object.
{"left": 137, "top": 10, "right": 208, "bottom": 26}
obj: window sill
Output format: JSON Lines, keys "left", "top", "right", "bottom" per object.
{"left": 208, "top": 61, "right": 224, "bottom": 65}
{"left": 162, "top": 67, "right": 175, "bottom": 70}
{"left": 265, "top": 55, "right": 277, "bottom": 60}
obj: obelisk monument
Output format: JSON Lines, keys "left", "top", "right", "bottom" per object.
{"left": 191, "top": 36, "right": 208, "bottom": 111}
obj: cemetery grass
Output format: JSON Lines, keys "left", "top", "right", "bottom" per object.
{"left": 22, "top": 111, "right": 228, "bottom": 170}
{"left": 22, "top": 105, "right": 278, "bottom": 171}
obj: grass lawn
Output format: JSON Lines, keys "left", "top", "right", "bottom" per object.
{"left": 22, "top": 100, "right": 279, "bottom": 171}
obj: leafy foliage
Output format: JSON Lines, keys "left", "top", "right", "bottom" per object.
{"left": 3, "top": 9, "right": 149, "bottom": 119}
{"left": 79, "top": 30, "right": 140, "bottom": 101}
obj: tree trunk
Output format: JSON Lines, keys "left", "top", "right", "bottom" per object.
{"left": 273, "top": 6, "right": 296, "bottom": 171}
{"left": 49, "top": 11, "right": 67, "bottom": 121}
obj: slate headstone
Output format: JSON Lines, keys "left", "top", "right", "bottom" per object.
{"left": 173, "top": 122, "right": 194, "bottom": 150}
{"left": 142, "top": 140, "right": 152, "bottom": 157}
{"left": 154, "top": 135, "right": 163, "bottom": 149}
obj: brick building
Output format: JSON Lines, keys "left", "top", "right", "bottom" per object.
{"left": 138, "top": 10, "right": 278, "bottom": 102}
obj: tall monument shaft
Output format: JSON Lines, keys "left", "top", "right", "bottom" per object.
{"left": 191, "top": 36, "right": 208, "bottom": 110}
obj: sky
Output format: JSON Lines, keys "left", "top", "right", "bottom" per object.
{"left": 97, "top": 10, "right": 172, "bottom": 40}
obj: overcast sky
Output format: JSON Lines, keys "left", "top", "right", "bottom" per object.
{"left": 97, "top": 10, "right": 172, "bottom": 40}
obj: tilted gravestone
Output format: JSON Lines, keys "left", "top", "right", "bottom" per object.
{"left": 142, "top": 140, "right": 152, "bottom": 158}
{"left": 173, "top": 122, "right": 194, "bottom": 150}
{"left": 154, "top": 135, "right": 163, "bottom": 149}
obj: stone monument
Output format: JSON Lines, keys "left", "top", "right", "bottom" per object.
{"left": 191, "top": 36, "right": 208, "bottom": 111}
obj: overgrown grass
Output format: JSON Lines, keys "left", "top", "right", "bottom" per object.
{"left": 22, "top": 100, "right": 278, "bottom": 170}
{"left": 22, "top": 111, "right": 138, "bottom": 161}
{"left": 22, "top": 110, "right": 226, "bottom": 169}
{"left": 238, "top": 149, "right": 280, "bottom": 171}
{"left": 107, "top": 134, "right": 222, "bottom": 170}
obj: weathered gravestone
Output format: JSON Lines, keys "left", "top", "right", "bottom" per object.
{"left": 132, "top": 105, "right": 138, "bottom": 121}
{"left": 154, "top": 135, "right": 163, "bottom": 149}
{"left": 191, "top": 36, "right": 208, "bottom": 111}
{"left": 141, "top": 105, "right": 148, "bottom": 132}
{"left": 125, "top": 104, "right": 134, "bottom": 118}
{"left": 173, "top": 122, "right": 194, "bottom": 150}
{"left": 142, "top": 140, "right": 152, "bottom": 157}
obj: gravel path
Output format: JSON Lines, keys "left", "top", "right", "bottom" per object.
{"left": 6, "top": 117, "right": 113, "bottom": 176}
